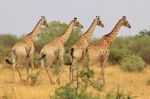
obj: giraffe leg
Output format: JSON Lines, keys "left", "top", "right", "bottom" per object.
{"left": 69, "top": 61, "right": 74, "bottom": 82}
{"left": 56, "top": 58, "right": 61, "bottom": 85}
{"left": 71, "top": 66, "right": 74, "bottom": 82}
{"left": 71, "top": 58, "right": 79, "bottom": 82}
{"left": 12, "top": 59, "right": 16, "bottom": 82}
{"left": 69, "top": 66, "right": 72, "bottom": 82}
{"left": 26, "top": 57, "right": 35, "bottom": 82}
{"left": 26, "top": 63, "right": 29, "bottom": 75}
{"left": 69, "top": 50, "right": 73, "bottom": 82}
{"left": 41, "top": 54, "right": 54, "bottom": 85}
{"left": 15, "top": 64, "right": 23, "bottom": 82}
{"left": 70, "top": 49, "right": 83, "bottom": 82}
{"left": 55, "top": 49, "right": 65, "bottom": 84}
{"left": 100, "top": 55, "right": 108, "bottom": 85}
{"left": 45, "top": 67, "right": 54, "bottom": 85}
{"left": 69, "top": 64, "right": 74, "bottom": 82}
{"left": 26, "top": 62, "right": 34, "bottom": 82}
{"left": 28, "top": 55, "right": 34, "bottom": 75}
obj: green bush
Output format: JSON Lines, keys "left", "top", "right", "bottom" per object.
{"left": 27, "top": 71, "right": 40, "bottom": 86}
{"left": 109, "top": 35, "right": 150, "bottom": 64}
{"left": 92, "top": 80, "right": 104, "bottom": 92}
{"left": 50, "top": 84, "right": 99, "bottom": 99}
{"left": 64, "top": 53, "right": 71, "bottom": 65}
{"left": 0, "top": 34, "right": 18, "bottom": 62}
{"left": 120, "top": 54, "right": 145, "bottom": 72}
{"left": 109, "top": 48, "right": 130, "bottom": 64}
{"left": 130, "top": 36, "right": 150, "bottom": 64}
{"left": 0, "top": 34, "right": 18, "bottom": 47}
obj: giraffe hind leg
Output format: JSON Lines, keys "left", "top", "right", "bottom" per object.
{"left": 45, "top": 67, "right": 54, "bottom": 85}
{"left": 55, "top": 49, "right": 65, "bottom": 84}
{"left": 15, "top": 65, "right": 23, "bottom": 83}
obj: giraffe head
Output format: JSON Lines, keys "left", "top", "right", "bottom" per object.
{"left": 96, "top": 16, "right": 104, "bottom": 27}
{"left": 40, "top": 16, "right": 49, "bottom": 27}
{"left": 73, "top": 17, "right": 84, "bottom": 28}
{"left": 121, "top": 16, "right": 131, "bottom": 28}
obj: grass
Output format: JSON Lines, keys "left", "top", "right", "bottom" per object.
{"left": 0, "top": 64, "right": 150, "bottom": 99}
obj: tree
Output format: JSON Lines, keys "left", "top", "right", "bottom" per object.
{"left": 37, "top": 21, "right": 82, "bottom": 50}
{"left": 139, "top": 29, "right": 150, "bottom": 36}
{"left": 0, "top": 34, "right": 18, "bottom": 61}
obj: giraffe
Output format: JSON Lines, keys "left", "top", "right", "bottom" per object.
{"left": 39, "top": 17, "right": 83, "bottom": 84}
{"left": 5, "top": 16, "right": 48, "bottom": 82}
{"left": 87, "top": 16, "right": 131, "bottom": 84}
{"left": 69, "top": 16, "right": 104, "bottom": 81}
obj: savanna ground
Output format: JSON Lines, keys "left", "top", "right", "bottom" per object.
{"left": 0, "top": 24, "right": 150, "bottom": 99}
{"left": 0, "top": 64, "right": 150, "bottom": 99}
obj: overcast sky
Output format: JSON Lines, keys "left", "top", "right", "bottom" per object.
{"left": 0, "top": 0, "right": 150, "bottom": 38}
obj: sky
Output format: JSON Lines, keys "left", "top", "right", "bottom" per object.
{"left": 0, "top": 0, "right": 150, "bottom": 38}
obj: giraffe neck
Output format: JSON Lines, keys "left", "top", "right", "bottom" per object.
{"left": 83, "top": 19, "right": 97, "bottom": 41}
{"left": 59, "top": 20, "right": 74, "bottom": 44}
{"left": 98, "top": 19, "right": 123, "bottom": 45}
{"left": 25, "top": 19, "right": 43, "bottom": 41}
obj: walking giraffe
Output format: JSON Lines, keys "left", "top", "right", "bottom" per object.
{"left": 69, "top": 16, "right": 104, "bottom": 81}
{"left": 5, "top": 16, "right": 48, "bottom": 82}
{"left": 39, "top": 18, "right": 83, "bottom": 84}
{"left": 87, "top": 16, "right": 131, "bottom": 84}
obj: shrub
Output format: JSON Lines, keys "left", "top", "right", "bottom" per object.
{"left": 80, "top": 67, "right": 94, "bottom": 88}
{"left": 109, "top": 48, "right": 130, "bottom": 64}
{"left": 50, "top": 84, "right": 99, "bottom": 99}
{"left": 0, "top": 34, "right": 18, "bottom": 47}
{"left": 92, "top": 80, "right": 104, "bottom": 92}
{"left": 120, "top": 54, "right": 145, "bottom": 72}
{"left": 0, "top": 34, "right": 18, "bottom": 62}
{"left": 64, "top": 53, "right": 71, "bottom": 65}
{"left": 27, "top": 71, "right": 40, "bottom": 86}
{"left": 105, "top": 85, "right": 135, "bottom": 99}
{"left": 1, "top": 89, "right": 15, "bottom": 99}
{"left": 130, "top": 36, "right": 150, "bottom": 64}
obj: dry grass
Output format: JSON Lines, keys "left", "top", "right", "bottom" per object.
{"left": 0, "top": 64, "right": 150, "bottom": 99}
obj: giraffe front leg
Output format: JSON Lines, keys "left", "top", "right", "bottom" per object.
{"left": 99, "top": 55, "right": 108, "bottom": 85}
{"left": 100, "top": 62, "right": 105, "bottom": 85}
{"left": 71, "top": 58, "right": 79, "bottom": 82}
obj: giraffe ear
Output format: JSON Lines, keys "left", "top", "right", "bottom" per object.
{"left": 41, "top": 16, "right": 45, "bottom": 19}
{"left": 122, "top": 16, "right": 126, "bottom": 19}
{"left": 74, "top": 17, "right": 77, "bottom": 21}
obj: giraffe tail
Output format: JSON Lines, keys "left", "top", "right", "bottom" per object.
{"left": 70, "top": 48, "right": 74, "bottom": 58}
{"left": 5, "top": 49, "right": 16, "bottom": 65}
{"left": 39, "top": 54, "right": 46, "bottom": 60}
{"left": 5, "top": 58, "right": 13, "bottom": 65}
{"left": 68, "top": 48, "right": 74, "bottom": 65}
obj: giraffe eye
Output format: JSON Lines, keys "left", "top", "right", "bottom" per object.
{"left": 124, "top": 22, "right": 128, "bottom": 25}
